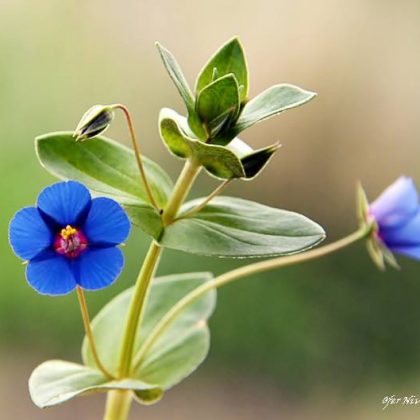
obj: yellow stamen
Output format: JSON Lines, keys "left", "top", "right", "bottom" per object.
{"left": 61, "top": 225, "right": 77, "bottom": 240}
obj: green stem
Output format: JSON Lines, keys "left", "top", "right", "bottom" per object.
{"left": 117, "top": 160, "right": 200, "bottom": 376}
{"left": 76, "top": 286, "right": 114, "bottom": 379}
{"left": 103, "top": 390, "right": 132, "bottom": 420}
{"left": 162, "top": 160, "right": 201, "bottom": 225}
{"left": 133, "top": 226, "right": 370, "bottom": 369}
{"left": 117, "top": 242, "right": 162, "bottom": 378}
{"left": 104, "top": 159, "right": 202, "bottom": 419}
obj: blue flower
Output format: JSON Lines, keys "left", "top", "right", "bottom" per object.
{"left": 369, "top": 176, "right": 420, "bottom": 261}
{"left": 9, "top": 181, "right": 131, "bottom": 295}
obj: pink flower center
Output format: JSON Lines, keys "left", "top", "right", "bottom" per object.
{"left": 54, "top": 225, "right": 88, "bottom": 258}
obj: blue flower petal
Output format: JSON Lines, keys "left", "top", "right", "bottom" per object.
{"left": 389, "top": 244, "right": 420, "bottom": 261}
{"left": 26, "top": 252, "right": 77, "bottom": 295}
{"left": 83, "top": 197, "right": 130, "bottom": 246}
{"left": 74, "top": 247, "right": 124, "bottom": 291}
{"left": 380, "top": 210, "right": 420, "bottom": 247}
{"left": 37, "top": 181, "right": 91, "bottom": 226}
{"left": 370, "top": 176, "right": 419, "bottom": 228}
{"left": 9, "top": 207, "right": 53, "bottom": 260}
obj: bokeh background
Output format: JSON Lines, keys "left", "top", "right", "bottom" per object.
{"left": 1, "top": 0, "right": 420, "bottom": 418}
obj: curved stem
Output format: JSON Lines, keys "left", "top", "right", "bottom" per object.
{"left": 114, "top": 104, "right": 160, "bottom": 211}
{"left": 177, "top": 179, "right": 231, "bottom": 220}
{"left": 76, "top": 287, "right": 114, "bottom": 379}
{"left": 133, "top": 226, "right": 371, "bottom": 369}
{"left": 117, "top": 242, "right": 162, "bottom": 378}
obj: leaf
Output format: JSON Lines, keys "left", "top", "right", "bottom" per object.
{"left": 156, "top": 42, "right": 195, "bottom": 111}
{"left": 35, "top": 131, "right": 173, "bottom": 236}
{"left": 155, "top": 43, "right": 208, "bottom": 140}
{"left": 160, "top": 108, "right": 245, "bottom": 179}
{"left": 160, "top": 197, "right": 325, "bottom": 258}
{"left": 119, "top": 199, "right": 164, "bottom": 240}
{"left": 82, "top": 272, "right": 216, "bottom": 392}
{"left": 196, "top": 37, "right": 248, "bottom": 102}
{"left": 196, "top": 74, "right": 240, "bottom": 136}
{"left": 187, "top": 111, "right": 207, "bottom": 140}
{"left": 29, "top": 360, "right": 162, "bottom": 408}
{"left": 234, "top": 84, "right": 317, "bottom": 133}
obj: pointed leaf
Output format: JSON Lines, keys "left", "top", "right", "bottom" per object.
{"left": 29, "top": 360, "right": 161, "bottom": 408}
{"left": 156, "top": 43, "right": 195, "bottom": 111}
{"left": 234, "top": 84, "right": 316, "bottom": 133}
{"left": 82, "top": 272, "right": 216, "bottom": 390}
{"left": 196, "top": 74, "right": 240, "bottom": 136}
{"left": 161, "top": 197, "right": 325, "bottom": 257}
{"left": 196, "top": 38, "right": 248, "bottom": 102}
{"left": 160, "top": 108, "right": 245, "bottom": 179}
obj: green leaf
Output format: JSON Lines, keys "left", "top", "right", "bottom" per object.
{"left": 196, "top": 74, "right": 240, "bottom": 136}
{"left": 29, "top": 360, "right": 162, "bottom": 408}
{"left": 35, "top": 131, "right": 173, "bottom": 236}
{"left": 161, "top": 197, "right": 325, "bottom": 257}
{"left": 234, "top": 84, "right": 317, "bottom": 133}
{"left": 155, "top": 43, "right": 208, "bottom": 140}
{"left": 196, "top": 37, "right": 248, "bottom": 102}
{"left": 82, "top": 272, "right": 216, "bottom": 391}
{"left": 118, "top": 199, "right": 164, "bottom": 240}
{"left": 156, "top": 42, "right": 195, "bottom": 111}
{"left": 36, "top": 131, "right": 173, "bottom": 206}
{"left": 187, "top": 111, "right": 207, "bottom": 140}
{"left": 160, "top": 108, "right": 245, "bottom": 179}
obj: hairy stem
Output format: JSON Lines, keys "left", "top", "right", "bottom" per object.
{"left": 133, "top": 226, "right": 371, "bottom": 369}
{"left": 76, "top": 286, "right": 114, "bottom": 379}
{"left": 114, "top": 104, "right": 160, "bottom": 210}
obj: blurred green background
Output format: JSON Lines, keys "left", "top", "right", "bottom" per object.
{"left": 1, "top": 0, "right": 420, "bottom": 418}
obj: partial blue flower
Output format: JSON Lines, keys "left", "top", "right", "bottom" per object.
{"left": 369, "top": 176, "right": 420, "bottom": 262}
{"left": 9, "top": 181, "right": 130, "bottom": 296}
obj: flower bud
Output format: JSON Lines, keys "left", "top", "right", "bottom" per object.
{"left": 73, "top": 105, "right": 115, "bottom": 141}
{"left": 227, "top": 138, "right": 281, "bottom": 180}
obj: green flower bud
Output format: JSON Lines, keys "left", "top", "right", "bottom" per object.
{"left": 227, "top": 138, "right": 281, "bottom": 180}
{"left": 73, "top": 105, "right": 115, "bottom": 141}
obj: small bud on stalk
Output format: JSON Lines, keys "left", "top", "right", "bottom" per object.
{"left": 74, "top": 105, "right": 115, "bottom": 141}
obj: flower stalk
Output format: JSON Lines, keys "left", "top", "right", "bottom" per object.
{"left": 113, "top": 104, "right": 160, "bottom": 211}
{"left": 76, "top": 287, "right": 114, "bottom": 379}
